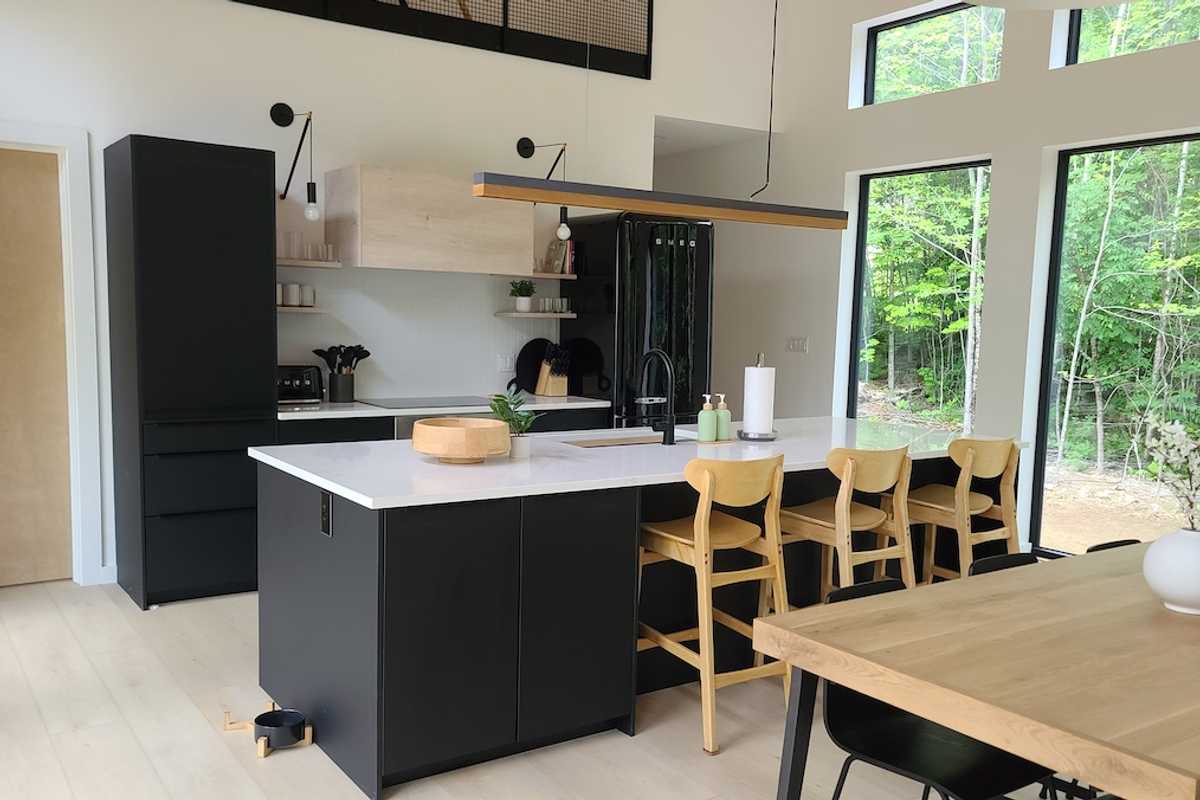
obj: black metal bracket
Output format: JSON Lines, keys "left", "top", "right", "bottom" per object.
{"left": 272, "top": 102, "right": 312, "bottom": 201}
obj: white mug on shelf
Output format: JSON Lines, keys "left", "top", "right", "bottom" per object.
{"left": 283, "top": 283, "right": 301, "bottom": 307}
{"left": 275, "top": 283, "right": 283, "bottom": 306}
{"left": 300, "top": 285, "right": 316, "bottom": 307}
{"left": 283, "top": 231, "right": 302, "bottom": 260}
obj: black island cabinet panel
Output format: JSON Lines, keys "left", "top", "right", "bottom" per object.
{"left": 278, "top": 417, "right": 395, "bottom": 445}
{"left": 517, "top": 488, "right": 639, "bottom": 742}
{"left": 381, "top": 499, "right": 521, "bottom": 780}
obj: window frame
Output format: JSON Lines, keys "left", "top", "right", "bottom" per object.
{"left": 1029, "top": 131, "right": 1200, "bottom": 558}
{"left": 846, "top": 158, "right": 993, "bottom": 419}
{"left": 863, "top": 2, "right": 975, "bottom": 106}
{"left": 232, "top": 0, "right": 654, "bottom": 80}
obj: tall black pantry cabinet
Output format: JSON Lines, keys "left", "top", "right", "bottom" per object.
{"left": 105, "top": 136, "right": 276, "bottom": 609}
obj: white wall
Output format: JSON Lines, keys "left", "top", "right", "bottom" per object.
{"left": 0, "top": 0, "right": 780, "bottom": 582}
{"left": 656, "top": 0, "right": 1200, "bottom": 542}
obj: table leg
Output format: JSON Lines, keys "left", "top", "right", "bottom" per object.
{"left": 777, "top": 667, "right": 818, "bottom": 800}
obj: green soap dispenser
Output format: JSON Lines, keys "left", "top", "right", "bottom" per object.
{"left": 716, "top": 394, "right": 733, "bottom": 441}
{"left": 698, "top": 394, "right": 718, "bottom": 442}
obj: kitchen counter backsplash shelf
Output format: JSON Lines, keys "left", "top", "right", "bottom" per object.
{"left": 495, "top": 311, "right": 577, "bottom": 320}
{"left": 276, "top": 258, "right": 343, "bottom": 269}
{"left": 277, "top": 306, "right": 326, "bottom": 314}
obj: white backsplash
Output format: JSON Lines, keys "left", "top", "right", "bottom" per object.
{"left": 276, "top": 267, "right": 559, "bottom": 398}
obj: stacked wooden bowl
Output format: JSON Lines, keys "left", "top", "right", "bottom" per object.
{"left": 412, "top": 418, "right": 511, "bottom": 464}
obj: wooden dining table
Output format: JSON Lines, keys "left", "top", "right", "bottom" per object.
{"left": 753, "top": 544, "right": 1200, "bottom": 800}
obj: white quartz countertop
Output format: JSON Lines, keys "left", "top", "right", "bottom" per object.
{"left": 276, "top": 395, "right": 611, "bottom": 421}
{"left": 249, "top": 417, "right": 969, "bottom": 510}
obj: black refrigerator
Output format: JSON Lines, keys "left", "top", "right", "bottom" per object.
{"left": 106, "top": 135, "right": 276, "bottom": 608}
{"left": 561, "top": 214, "right": 714, "bottom": 429}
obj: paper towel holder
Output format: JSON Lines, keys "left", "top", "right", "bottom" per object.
{"left": 738, "top": 352, "right": 778, "bottom": 441}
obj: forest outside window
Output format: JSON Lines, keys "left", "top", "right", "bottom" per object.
{"left": 1067, "top": 1, "right": 1200, "bottom": 65}
{"left": 864, "top": 3, "right": 1005, "bottom": 105}
{"left": 1032, "top": 134, "right": 1199, "bottom": 555}
{"left": 848, "top": 162, "right": 992, "bottom": 434}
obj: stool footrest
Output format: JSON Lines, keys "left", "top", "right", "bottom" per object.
{"left": 639, "top": 623, "right": 701, "bottom": 668}
{"left": 713, "top": 661, "right": 787, "bottom": 690}
{"left": 711, "top": 608, "right": 753, "bottom": 639}
{"left": 710, "top": 564, "right": 776, "bottom": 589}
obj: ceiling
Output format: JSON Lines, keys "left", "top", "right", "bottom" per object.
{"left": 653, "top": 116, "right": 766, "bottom": 159}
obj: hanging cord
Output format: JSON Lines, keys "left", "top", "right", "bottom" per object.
{"left": 751, "top": 0, "right": 780, "bottom": 199}
{"left": 307, "top": 113, "right": 314, "bottom": 183}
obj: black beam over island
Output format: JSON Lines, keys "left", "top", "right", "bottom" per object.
{"left": 250, "top": 419, "right": 998, "bottom": 797}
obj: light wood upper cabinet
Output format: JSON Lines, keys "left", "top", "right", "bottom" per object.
{"left": 325, "top": 165, "right": 536, "bottom": 276}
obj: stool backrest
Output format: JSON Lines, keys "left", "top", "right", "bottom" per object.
{"left": 948, "top": 437, "right": 1016, "bottom": 480}
{"left": 684, "top": 456, "right": 785, "bottom": 508}
{"left": 1086, "top": 538, "right": 1141, "bottom": 553}
{"left": 826, "top": 447, "right": 908, "bottom": 493}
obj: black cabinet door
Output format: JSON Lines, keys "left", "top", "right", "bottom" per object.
{"left": 131, "top": 136, "right": 275, "bottom": 420}
{"left": 517, "top": 489, "right": 639, "bottom": 741}
{"left": 381, "top": 499, "right": 521, "bottom": 778}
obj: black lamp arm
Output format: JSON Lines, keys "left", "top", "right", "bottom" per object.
{"left": 544, "top": 144, "right": 567, "bottom": 181}
{"left": 280, "top": 114, "right": 312, "bottom": 201}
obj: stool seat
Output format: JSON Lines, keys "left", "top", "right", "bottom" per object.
{"left": 782, "top": 498, "right": 888, "bottom": 532}
{"left": 907, "top": 484, "right": 993, "bottom": 515}
{"left": 642, "top": 510, "right": 761, "bottom": 550}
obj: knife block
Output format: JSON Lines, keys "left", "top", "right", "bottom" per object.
{"left": 535, "top": 362, "right": 567, "bottom": 397}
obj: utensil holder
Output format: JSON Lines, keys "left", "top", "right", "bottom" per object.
{"left": 329, "top": 374, "right": 354, "bottom": 403}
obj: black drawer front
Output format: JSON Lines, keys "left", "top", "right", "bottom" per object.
{"left": 143, "top": 420, "right": 276, "bottom": 455}
{"left": 145, "top": 509, "right": 256, "bottom": 602}
{"left": 277, "top": 417, "right": 394, "bottom": 445}
{"left": 528, "top": 408, "right": 610, "bottom": 433}
{"left": 143, "top": 451, "right": 257, "bottom": 515}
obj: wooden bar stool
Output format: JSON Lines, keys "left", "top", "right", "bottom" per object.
{"left": 777, "top": 447, "right": 916, "bottom": 601}
{"left": 905, "top": 437, "right": 1019, "bottom": 583}
{"left": 637, "top": 455, "right": 789, "bottom": 755}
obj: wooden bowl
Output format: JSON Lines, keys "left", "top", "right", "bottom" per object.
{"left": 412, "top": 417, "right": 511, "bottom": 464}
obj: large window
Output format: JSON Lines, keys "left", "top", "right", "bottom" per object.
{"left": 1033, "top": 134, "right": 1200, "bottom": 555}
{"left": 234, "top": 0, "right": 653, "bottom": 79}
{"left": 865, "top": 3, "right": 1005, "bottom": 105}
{"left": 1068, "top": 1, "right": 1200, "bottom": 65}
{"left": 849, "top": 162, "right": 992, "bottom": 433}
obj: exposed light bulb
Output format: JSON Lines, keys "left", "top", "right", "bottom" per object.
{"left": 304, "top": 181, "right": 320, "bottom": 221}
{"left": 557, "top": 206, "right": 571, "bottom": 241}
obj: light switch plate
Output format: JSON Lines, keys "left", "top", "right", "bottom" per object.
{"left": 786, "top": 337, "right": 810, "bottom": 354}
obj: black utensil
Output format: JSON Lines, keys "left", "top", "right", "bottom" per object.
{"left": 313, "top": 348, "right": 338, "bottom": 374}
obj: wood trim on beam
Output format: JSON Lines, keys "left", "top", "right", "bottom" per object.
{"left": 473, "top": 173, "right": 849, "bottom": 230}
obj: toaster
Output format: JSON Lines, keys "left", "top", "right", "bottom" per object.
{"left": 277, "top": 365, "right": 324, "bottom": 404}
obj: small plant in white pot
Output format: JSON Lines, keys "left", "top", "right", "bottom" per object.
{"left": 1143, "top": 417, "right": 1200, "bottom": 615}
{"left": 510, "top": 280, "right": 536, "bottom": 313}
{"left": 491, "top": 390, "right": 540, "bottom": 460}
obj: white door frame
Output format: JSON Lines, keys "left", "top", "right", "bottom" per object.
{"left": 0, "top": 120, "right": 109, "bottom": 585}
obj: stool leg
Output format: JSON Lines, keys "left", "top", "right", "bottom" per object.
{"left": 695, "top": 552, "right": 719, "bottom": 754}
{"left": 768, "top": 547, "right": 791, "bottom": 704}
{"left": 873, "top": 532, "right": 889, "bottom": 580}
{"left": 835, "top": 536, "right": 854, "bottom": 593}
{"left": 819, "top": 544, "right": 834, "bottom": 601}
{"left": 922, "top": 523, "right": 936, "bottom": 585}
{"left": 896, "top": 526, "right": 917, "bottom": 590}
{"left": 955, "top": 523, "right": 973, "bottom": 580}
{"left": 753, "top": 567, "right": 770, "bottom": 668}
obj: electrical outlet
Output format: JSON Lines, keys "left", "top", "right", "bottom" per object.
{"left": 496, "top": 354, "right": 515, "bottom": 373}
{"left": 785, "top": 337, "right": 810, "bottom": 354}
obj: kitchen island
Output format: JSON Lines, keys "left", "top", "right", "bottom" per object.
{"left": 248, "top": 418, "right": 983, "bottom": 798}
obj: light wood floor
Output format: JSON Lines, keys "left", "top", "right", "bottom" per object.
{"left": 0, "top": 581, "right": 1047, "bottom": 800}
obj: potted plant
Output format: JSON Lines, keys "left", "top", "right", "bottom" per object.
{"left": 510, "top": 280, "right": 536, "bottom": 313}
{"left": 1143, "top": 417, "right": 1200, "bottom": 614}
{"left": 490, "top": 390, "right": 541, "bottom": 459}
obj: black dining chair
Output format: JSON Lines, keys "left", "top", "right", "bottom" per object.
{"left": 1085, "top": 539, "right": 1141, "bottom": 553}
{"left": 968, "top": 552, "right": 1039, "bottom": 576}
{"left": 822, "top": 579, "right": 1058, "bottom": 800}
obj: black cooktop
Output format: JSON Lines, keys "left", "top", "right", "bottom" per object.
{"left": 359, "top": 396, "right": 492, "bottom": 410}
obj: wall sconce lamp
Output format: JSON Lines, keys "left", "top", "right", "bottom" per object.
{"left": 516, "top": 137, "right": 572, "bottom": 241}
{"left": 271, "top": 102, "right": 320, "bottom": 221}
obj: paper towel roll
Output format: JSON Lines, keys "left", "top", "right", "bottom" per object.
{"left": 743, "top": 366, "right": 776, "bottom": 436}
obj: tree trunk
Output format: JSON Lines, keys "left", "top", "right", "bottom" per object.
{"left": 1091, "top": 337, "right": 1105, "bottom": 473}
{"left": 963, "top": 166, "right": 986, "bottom": 434}
{"left": 1148, "top": 139, "right": 1190, "bottom": 438}
{"left": 1058, "top": 150, "right": 1120, "bottom": 464}
{"left": 887, "top": 264, "right": 895, "bottom": 392}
